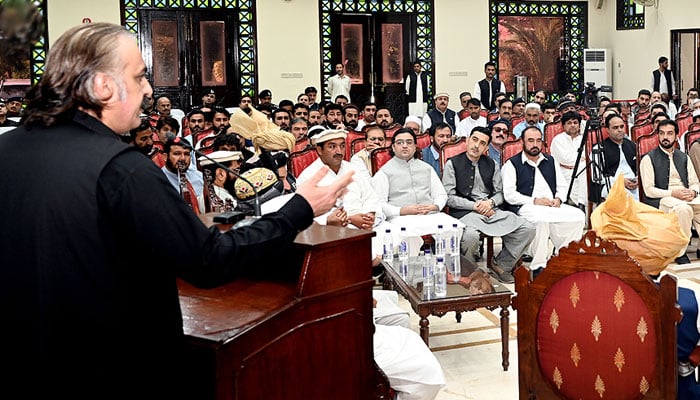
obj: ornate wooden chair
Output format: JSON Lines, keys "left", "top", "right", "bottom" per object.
{"left": 370, "top": 146, "right": 393, "bottom": 175}
{"left": 636, "top": 132, "right": 659, "bottom": 204}
{"left": 288, "top": 146, "right": 319, "bottom": 177}
{"left": 514, "top": 231, "right": 680, "bottom": 400}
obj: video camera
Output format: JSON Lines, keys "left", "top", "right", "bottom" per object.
{"left": 581, "top": 82, "right": 614, "bottom": 109}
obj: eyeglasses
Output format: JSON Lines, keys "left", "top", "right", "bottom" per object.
{"left": 368, "top": 137, "right": 385, "bottom": 142}
{"left": 394, "top": 139, "right": 415, "bottom": 146}
{"left": 492, "top": 127, "right": 509, "bottom": 133}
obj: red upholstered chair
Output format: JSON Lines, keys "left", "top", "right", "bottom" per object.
{"left": 351, "top": 137, "right": 366, "bottom": 156}
{"left": 383, "top": 123, "right": 401, "bottom": 139}
{"left": 511, "top": 116, "right": 525, "bottom": 129}
{"left": 439, "top": 136, "right": 468, "bottom": 174}
{"left": 288, "top": 146, "right": 319, "bottom": 177}
{"left": 631, "top": 121, "right": 653, "bottom": 142}
{"left": 370, "top": 146, "right": 393, "bottom": 175}
{"left": 635, "top": 132, "right": 659, "bottom": 204}
{"left": 514, "top": 231, "right": 680, "bottom": 400}
{"left": 345, "top": 130, "right": 365, "bottom": 160}
{"left": 635, "top": 110, "right": 651, "bottom": 125}
{"left": 685, "top": 127, "right": 700, "bottom": 153}
{"left": 501, "top": 139, "right": 523, "bottom": 166}
{"left": 677, "top": 113, "right": 693, "bottom": 139}
{"left": 198, "top": 134, "right": 218, "bottom": 150}
{"left": 415, "top": 133, "right": 431, "bottom": 150}
{"left": 544, "top": 121, "right": 563, "bottom": 155}
{"left": 150, "top": 149, "right": 165, "bottom": 168}
{"left": 487, "top": 113, "right": 499, "bottom": 122}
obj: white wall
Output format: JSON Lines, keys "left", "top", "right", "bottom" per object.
{"left": 45, "top": 0, "right": 700, "bottom": 103}
{"left": 255, "top": 0, "right": 322, "bottom": 103}
{"left": 47, "top": 0, "right": 121, "bottom": 45}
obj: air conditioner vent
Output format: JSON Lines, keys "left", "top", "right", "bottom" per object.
{"left": 585, "top": 50, "right": 606, "bottom": 63}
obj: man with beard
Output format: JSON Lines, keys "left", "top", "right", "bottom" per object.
{"left": 473, "top": 61, "right": 506, "bottom": 111}
{"left": 161, "top": 137, "right": 204, "bottom": 202}
{"left": 512, "top": 103, "right": 544, "bottom": 139}
{"left": 502, "top": 126, "right": 585, "bottom": 272}
{"left": 327, "top": 63, "right": 352, "bottom": 103}
{"left": 238, "top": 95, "right": 253, "bottom": 115}
{"left": 590, "top": 114, "right": 638, "bottom": 202}
{"left": 308, "top": 109, "right": 322, "bottom": 126}
{"left": 212, "top": 107, "right": 230, "bottom": 133}
{"left": 455, "top": 98, "right": 486, "bottom": 138}
{"left": 197, "top": 150, "right": 242, "bottom": 213}
{"left": 372, "top": 128, "right": 463, "bottom": 240}
{"left": 323, "top": 103, "right": 345, "bottom": 129}
{"left": 421, "top": 122, "right": 453, "bottom": 177}
{"left": 486, "top": 119, "right": 510, "bottom": 166}
{"left": 549, "top": 111, "right": 587, "bottom": 210}
{"left": 129, "top": 118, "right": 154, "bottom": 155}
{"left": 186, "top": 109, "right": 211, "bottom": 145}
{"left": 343, "top": 103, "right": 360, "bottom": 130}
{"left": 422, "top": 92, "right": 457, "bottom": 133}
{"left": 442, "top": 126, "right": 535, "bottom": 283}
{"left": 640, "top": 119, "right": 700, "bottom": 264}
{"left": 272, "top": 108, "right": 291, "bottom": 131}
{"left": 305, "top": 86, "right": 319, "bottom": 110}
{"left": 356, "top": 102, "right": 377, "bottom": 131}
{"left": 350, "top": 125, "right": 386, "bottom": 179}
{"left": 375, "top": 107, "right": 397, "bottom": 130}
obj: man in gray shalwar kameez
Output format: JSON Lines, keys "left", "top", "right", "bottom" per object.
{"left": 442, "top": 126, "right": 535, "bottom": 283}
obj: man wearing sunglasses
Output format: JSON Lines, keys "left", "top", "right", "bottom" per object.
{"left": 487, "top": 119, "right": 511, "bottom": 166}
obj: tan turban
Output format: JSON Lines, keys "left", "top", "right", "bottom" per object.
{"left": 590, "top": 175, "right": 688, "bottom": 275}
{"left": 229, "top": 106, "right": 295, "bottom": 154}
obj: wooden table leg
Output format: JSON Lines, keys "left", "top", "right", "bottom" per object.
{"left": 500, "top": 305, "right": 510, "bottom": 371}
{"left": 419, "top": 314, "right": 430, "bottom": 345}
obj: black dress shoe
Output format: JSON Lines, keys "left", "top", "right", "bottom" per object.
{"left": 676, "top": 254, "right": 691, "bottom": 265}
{"left": 696, "top": 248, "right": 700, "bottom": 259}
{"left": 522, "top": 254, "right": 533, "bottom": 262}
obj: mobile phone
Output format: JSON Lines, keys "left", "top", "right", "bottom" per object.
{"left": 213, "top": 211, "right": 245, "bottom": 224}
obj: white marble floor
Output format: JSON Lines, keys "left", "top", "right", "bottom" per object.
{"left": 388, "top": 236, "right": 700, "bottom": 400}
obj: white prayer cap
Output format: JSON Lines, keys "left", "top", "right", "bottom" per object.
{"left": 434, "top": 92, "right": 450, "bottom": 99}
{"left": 311, "top": 128, "right": 347, "bottom": 145}
{"left": 404, "top": 115, "right": 422, "bottom": 126}
{"left": 198, "top": 150, "right": 243, "bottom": 166}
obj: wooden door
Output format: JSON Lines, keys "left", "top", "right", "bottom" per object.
{"left": 331, "top": 13, "right": 415, "bottom": 123}
{"left": 139, "top": 10, "right": 238, "bottom": 111}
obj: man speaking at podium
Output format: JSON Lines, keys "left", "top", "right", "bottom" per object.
{"left": 0, "top": 23, "right": 352, "bottom": 399}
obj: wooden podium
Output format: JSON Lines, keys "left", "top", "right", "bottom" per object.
{"left": 178, "top": 224, "right": 380, "bottom": 400}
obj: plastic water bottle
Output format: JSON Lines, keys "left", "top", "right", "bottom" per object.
{"left": 423, "top": 248, "right": 434, "bottom": 295}
{"left": 449, "top": 253, "right": 461, "bottom": 283}
{"left": 448, "top": 224, "right": 461, "bottom": 282}
{"left": 435, "top": 256, "right": 447, "bottom": 297}
{"left": 435, "top": 224, "right": 446, "bottom": 258}
{"left": 382, "top": 229, "right": 393, "bottom": 263}
{"left": 398, "top": 227, "right": 409, "bottom": 261}
{"left": 449, "top": 223, "right": 460, "bottom": 256}
{"left": 399, "top": 258, "right": 409, "bottom": 280}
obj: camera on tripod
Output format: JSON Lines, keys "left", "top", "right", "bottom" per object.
{"left": 580, "top": 82, "right": 614, "bottom": 109}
